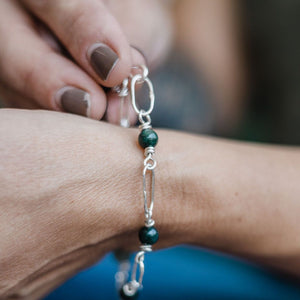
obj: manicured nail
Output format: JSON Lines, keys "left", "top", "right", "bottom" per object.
{"left": 58, "top": 87, "right": 90, "bottom": 117}
{"left": 88, "top": 43, "right": 119, "bottom": 81}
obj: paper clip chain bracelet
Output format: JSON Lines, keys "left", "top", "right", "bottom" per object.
{"left": 113, "top": 65, "right": 159, "bottom": 299}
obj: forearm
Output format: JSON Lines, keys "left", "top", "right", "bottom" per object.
{"left": 153, "top": 130, "right": 300, "bottom": 276}
{"left": 1, "top": 109, "right": 299, "bottom": 299}
{"left": 0, "top": 109, "right": 141, "bottom": 298}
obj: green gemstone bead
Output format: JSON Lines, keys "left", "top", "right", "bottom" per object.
{"left": 139, "top": 226, "right": 159, "bottom": 245}
{"left": 138, "top": 129, "right": 158, "bottom": 148}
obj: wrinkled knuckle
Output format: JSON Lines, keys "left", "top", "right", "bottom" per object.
{"left": 22, "top": 0, "right": 53, "bottom": 13}
{"left": 64, "top": 9, "right": 87, "bottom": 43}
{"left": 23, "top": 0, "right": 69, "bottom": 13}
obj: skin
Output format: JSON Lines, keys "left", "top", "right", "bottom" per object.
{"left": 0, "top": 0, "right": 244, "bottom": 131}
{"left": 0, "top": 0, "right": 299, "bottom": 298}
{"left": 0, "top": 0, "right": 172, "bottom": 121}
{"left": 0, "top": 109, "right": 299, "bottom": 299}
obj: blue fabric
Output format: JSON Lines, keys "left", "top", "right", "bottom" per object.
{"left": 44, "top": 246, "right": 300, "bottom": 300}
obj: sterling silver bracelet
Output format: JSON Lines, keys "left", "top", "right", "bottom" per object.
{"left": 113, "top": 65, "right": 159, "bottom": 299}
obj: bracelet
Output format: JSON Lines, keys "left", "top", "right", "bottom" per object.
{"left": 113, "top": 65, "right": 159, "bottom": 299}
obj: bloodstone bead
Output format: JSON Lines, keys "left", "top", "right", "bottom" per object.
{"left": 139, "top": 226, "right": 159, "bottom": 245}
{"left": 138, "top": 129, "right": 158, "bottom": 148}
{"left": 120, "top": 285, "right": 139, "bottom": 300}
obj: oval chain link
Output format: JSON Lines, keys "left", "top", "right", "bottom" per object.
{"left": 130, "top": 74, "right": 155, "bottom": 116}
{"left": 130, "top": 251, "right": 145, "bottom": 286}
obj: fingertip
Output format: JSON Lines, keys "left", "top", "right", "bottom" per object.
{"left": 23, "top": 0, "right": 134, "bottom": 88}
{"left": 104, "top": 47, "right": 148, "bottom": 126}
{"left": 130, "top": 45, "right": 148, "bottom": 67}
{"left": 56, "top": 85, "right": 107, "bottom": 120}
{"left": 87, "top": 42, "right": 131, "bottom": 87}
{"left": 89, "top": 88, "right": 107, "bottom": 120}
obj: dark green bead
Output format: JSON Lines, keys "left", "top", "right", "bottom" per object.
{"left": 139, "top": 226, "right": 159, "bottom": 245}
{"left": 138, "top": 129, "right": 158, "bottom": 148}
{"left": 120, "top": 284, "right": 139, "bottom": 300}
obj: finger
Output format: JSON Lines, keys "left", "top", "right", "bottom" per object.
{"left": 36, "top": 22, "right": 62, "bottom": 53}
{"left": 0, "top": 0, "right": 107, "bottom": 119}
{"left": 21, "top": 0, "right": 132, "bottom": 87}
{"left": 106, "top": 47, "right": 148, "bottom": 126}
{"left": 0, "top": 83, "right": 40, "bottom": 109}
{"left": 106, "top": 0, "right": 174, "bottom": 70}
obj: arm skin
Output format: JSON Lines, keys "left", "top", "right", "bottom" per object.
{"left": 0, "top": 109, "right": 299, "bottom": 299}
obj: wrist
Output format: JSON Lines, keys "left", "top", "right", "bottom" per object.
{"left": 124, "top": 129, "right": 210, "bottom": 250}
{"left": 111, "top": 127, "right": 193, "bottom": 251}
{"left": 154, "top": 130, "right": 209, "bottom": 248}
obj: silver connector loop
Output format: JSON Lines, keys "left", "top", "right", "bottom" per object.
{"left": 138, "top": 111, "right": 152, "bottom": 129}
{"left": 121, "top": 281, "right": 140, "bottom": 297}
{"left": 131, "top": 65, "right": 149, "bottom": 82}
{"left": 112, "top": 78, "right": 129, "bottom": 97}
{"left": 144, "top": 147, "right": 155, "bottom": 157}
{"left": 144, "top": 218, "right": 155, "bottom": 228}
{"left": 140, "top": 244, "right": 152, "bottom": 252}
{"left": 131, "top": 70, "right": 155, "bottom": 116}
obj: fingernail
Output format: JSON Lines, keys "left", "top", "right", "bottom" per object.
{"left": 58, "top": 87, "right": 90, "bottom": 117}
{"left": 88, "top": 43, "right": 119, "bottom": 81}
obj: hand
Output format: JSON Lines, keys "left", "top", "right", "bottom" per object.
{"left": 0, "top": 109, "right": 188, "bottom": 299}
{"left": 0, "top": 109, "right": 144, "bottom": 298}
{"left": 0, "top": 0, "right": 172, "bottom": 122}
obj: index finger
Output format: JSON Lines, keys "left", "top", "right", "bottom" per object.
{"left": 21, "top": 0, "right": 132, "bottom": 87}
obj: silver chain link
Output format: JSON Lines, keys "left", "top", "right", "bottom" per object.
{"left": 114, "top": 65, "right": 157, "bottom": 298}
{"left": 130, "top": 65, "right": 155, "bottom": 118}
{"left": 130, "top": 66, "right": 157, "bottom": 228}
